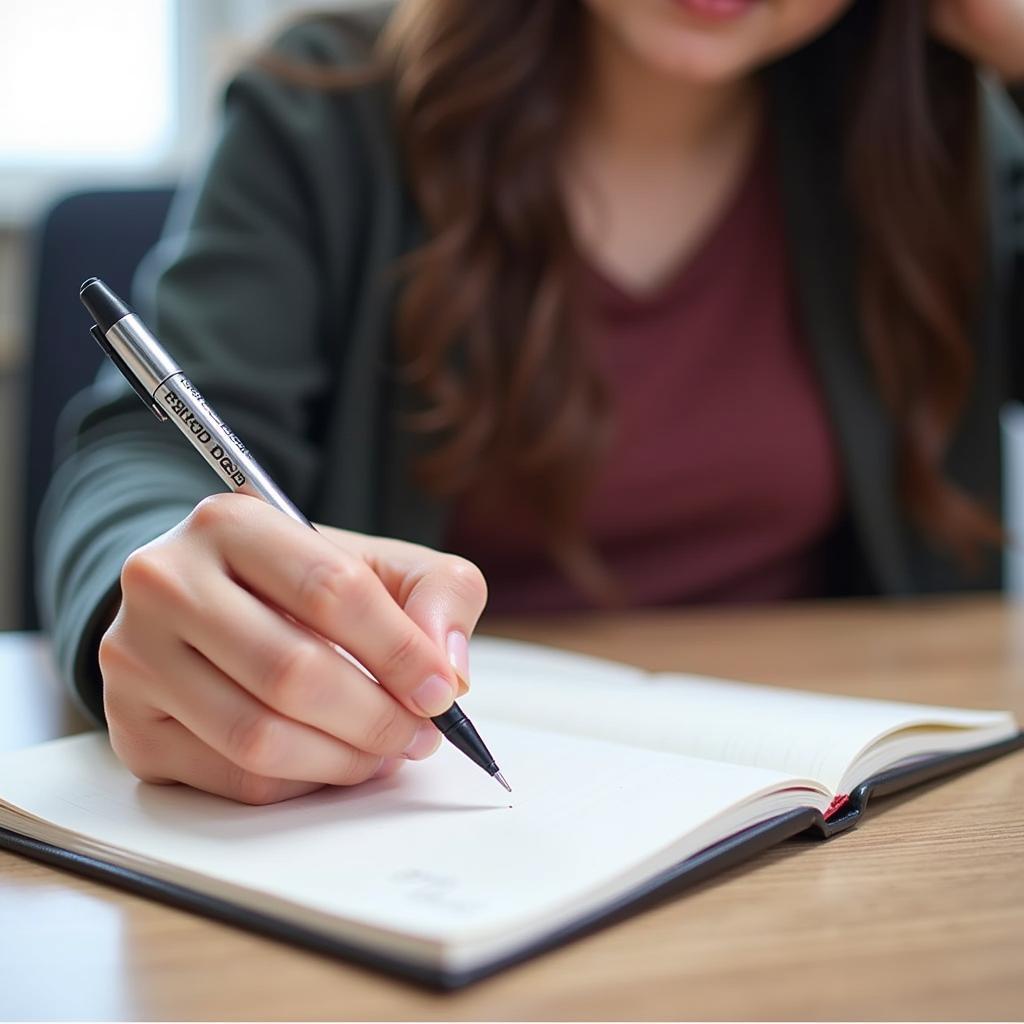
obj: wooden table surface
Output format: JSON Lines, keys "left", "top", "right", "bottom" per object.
{"left": 1, "top": 596, "right": 1022, "bottom": 1020}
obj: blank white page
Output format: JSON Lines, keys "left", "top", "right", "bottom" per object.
{"left": 466, "top": 638, "right": 1016, "bottom": 793}
{"left": 0, "top": 723, "right": 822, "bottom": 971}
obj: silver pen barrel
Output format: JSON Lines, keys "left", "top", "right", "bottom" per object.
{"left": 152, "top": 370, "right": 310, "bottom": 526}
{"left": 86, "top": 287, "right": 309, "bottom": 527}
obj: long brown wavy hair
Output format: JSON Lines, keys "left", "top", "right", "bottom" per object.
{"left": 264, "top": 0, "right": 1000, "bottom": 599}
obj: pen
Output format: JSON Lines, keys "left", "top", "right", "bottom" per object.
{"left": 79, "top": 277, "right": 511, "bottom": 794}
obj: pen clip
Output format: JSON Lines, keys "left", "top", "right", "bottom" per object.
{"left": 90, "top": 325, "right": 168, "bottom": 422}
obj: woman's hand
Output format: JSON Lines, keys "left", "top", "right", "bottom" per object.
{"left": 931, "top": 0, "right": 1024, "bottom": 81}
{"left": 98, "top": 492, "right": 487, "bottom": 804}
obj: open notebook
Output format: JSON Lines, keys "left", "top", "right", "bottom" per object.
{"left": 1, "top": 637, "right": 1020, "bottom": 988}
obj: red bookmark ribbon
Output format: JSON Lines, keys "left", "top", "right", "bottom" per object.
{"left": 823, "top": 793, "right": 851, "bottom": 821}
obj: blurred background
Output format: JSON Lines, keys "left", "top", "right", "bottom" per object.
{"left": 0, "top": 1, "right": 374, "bottom": 631}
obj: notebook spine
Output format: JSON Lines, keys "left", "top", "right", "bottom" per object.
{"left": 808, "top": 731, "right": 1024, "bottom": 840}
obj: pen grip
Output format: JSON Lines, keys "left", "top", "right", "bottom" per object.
{"left": 433, "top": 704, "right": 468, "bottom": 735}
{"left": 431, "top": 704, "right": 499, "bottom": 776}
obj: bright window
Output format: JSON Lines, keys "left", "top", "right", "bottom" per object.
{"left": 0, "top": 1, "right": 175, "bottom": 165}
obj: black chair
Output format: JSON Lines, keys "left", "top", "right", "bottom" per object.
{"left": 20, "top": 187, "right": 176, "bottom": 629}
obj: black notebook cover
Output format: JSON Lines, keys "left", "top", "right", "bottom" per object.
{"left": 1, "top": 733, "right": 1021, "bottom": 989}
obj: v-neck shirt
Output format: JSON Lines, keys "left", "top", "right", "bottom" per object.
{"left": 444, "top": 127, "right": 845, "bottom": 611}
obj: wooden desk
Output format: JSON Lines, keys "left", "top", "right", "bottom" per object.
{"left": 1, "top": 597, "right": 1022, "bottom": 1020}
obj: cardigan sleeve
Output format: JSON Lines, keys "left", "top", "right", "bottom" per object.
{"left": 35, "top": 20, "right": 377, "bottom": 723}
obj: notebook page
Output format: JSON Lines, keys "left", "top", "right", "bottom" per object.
{"left": 0, "top": 724, "right": 824, "bottom": 970}
{"left": 466, "top": 638, "right": 1015, "bottom": 792}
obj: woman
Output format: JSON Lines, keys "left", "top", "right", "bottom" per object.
{"left": 39, "top": 0, "right": 1024, "bottom": 803}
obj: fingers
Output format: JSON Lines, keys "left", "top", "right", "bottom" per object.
{"left": 111, "top": 713, "right": 404, "bottom": 805}
{"left": 389, "top": 553, "right": 487, "bottom": 687}
{"left": 99, "top": 625, "right": 315, "bottom": 805}
{"left": 318, "top": 528, "right": 489, "bottom": 688}
{"left": 101, "top": 609, "right": 408, "bottom": 803}
{"left": 111, "top": 713, "right": 326, "bottom": 805}
{"left": 188, "top": 495, "right": 467, "bottom": 717}
{"left": 175, "top": 570, "right": 442, "bottom": 761}
{"left": 154, "top": 638, "right": 389, "bottom": 787}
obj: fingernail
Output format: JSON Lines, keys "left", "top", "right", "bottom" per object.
{"left": 447, "top": 630, "right": 470, "bottom": 695}
{"left": 371, "top": 757, "right": 403, "bottom": 780}
{"left": 402, "top": 722, "right": 441, "bottom": 760}
{"left": 411, "top": 674, "right": 455, "bottom": 716}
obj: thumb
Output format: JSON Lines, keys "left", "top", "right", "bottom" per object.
{"left": 313, "top": 525, "right": 488, "bottom": 694}
{"left": 400, "top": 555, "right": 488, "bottom": 695}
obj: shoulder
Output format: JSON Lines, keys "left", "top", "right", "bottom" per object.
{"left": 226, "top": 6, "right": 394, "bottom": 109}
{"left": 152, "top": 3, "right": 412, "bottom": 320}
{"left": 260, "top": 3, "right": 394, "bottom": 70}
{"left": 221, "top": 5, "right": 400, "bottom": 170}
{"left": 205, "top": 5, "right": 407, "bottom": 235}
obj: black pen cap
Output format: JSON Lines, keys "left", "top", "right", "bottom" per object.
{"left": 80, "top": 278, "right": 131, "bottom": 335}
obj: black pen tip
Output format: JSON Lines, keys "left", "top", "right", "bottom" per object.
{"left": 493, "top": 771, "right": 512, "bottom": 793}
{"left": 80, "top": 277, "right": 131, "bottom": 335}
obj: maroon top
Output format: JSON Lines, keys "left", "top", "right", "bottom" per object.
{"left": 443, "top": 133, "right": 844, "bottom": 613}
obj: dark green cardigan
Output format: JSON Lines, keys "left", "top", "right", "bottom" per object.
{"left": 37, "top": 9, "right": 1024, "bottom": 723}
